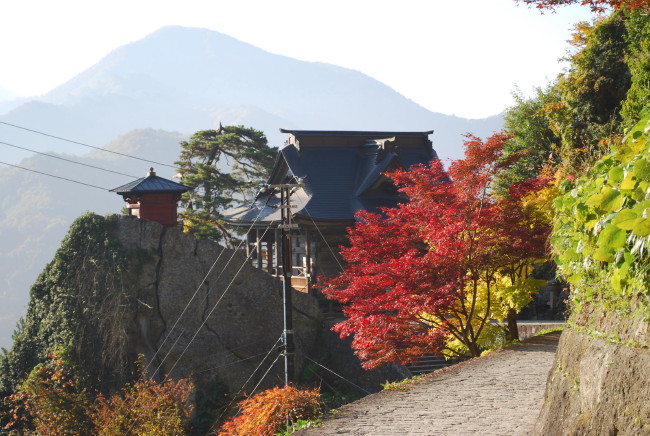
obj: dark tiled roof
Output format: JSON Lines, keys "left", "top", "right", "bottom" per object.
{"left": 110, "top": 168, "right": 191, "bottom": 194}
{"left": 224, "top": 130, "right": 436, "bottom": 225}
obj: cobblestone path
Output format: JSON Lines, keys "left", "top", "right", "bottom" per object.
{"left": 297, "top": 332, "right": 560, "bottom": 436}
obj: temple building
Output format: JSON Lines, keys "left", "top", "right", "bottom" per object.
{"left": 223, "top": 129, "right": 437, "bottom": 295}
{"left": 110, "top": 168, "right": 191, "bottom": 228}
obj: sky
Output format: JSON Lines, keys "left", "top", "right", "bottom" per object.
{"left": 0, "top": 0, "right": 595, "bottom": 119}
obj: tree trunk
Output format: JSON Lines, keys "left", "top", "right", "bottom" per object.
{"left": 467, "top": 338, "right": 482, "bottom": 357}
{"left": 506, "top": 308, "right": 519, "bottom": 341}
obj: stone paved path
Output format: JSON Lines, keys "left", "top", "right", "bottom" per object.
{"left": 297, "top": 332, "right": 560, "bottom": 436}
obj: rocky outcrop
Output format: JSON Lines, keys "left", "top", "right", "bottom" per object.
{"left": 533, "top": 300, "right": 650, "bottom": 435}
{"left": 0, "top": 212, "right": 408, "bottom": 402}
{"left": 111, "top": 215, "right": 321, "bottom": 392}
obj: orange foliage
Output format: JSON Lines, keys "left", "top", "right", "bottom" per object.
{"left": 3, "top": 348, "right": 94, "bottom": 435}
{"left": 515, "top": 0, "right": 649, "bottom": 13}
{"left": 3, "top": 349, "right": 195, "bottom": 436}
{"left": 93, "top": 376, "right": 194, "bottom": 436}
{"left": 218, "top": 385, "right": 321, "bottom": 436}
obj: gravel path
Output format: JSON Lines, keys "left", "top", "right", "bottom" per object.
{"left": 297, "top": 332, "right": 560, "bottom": 436}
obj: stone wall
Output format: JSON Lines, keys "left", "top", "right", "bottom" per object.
{"left": 533, "top": 299, "right": 650, "bottom": 435}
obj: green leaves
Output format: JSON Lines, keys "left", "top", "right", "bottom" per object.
{"left": 597, "top": 224, "right": 627, "bottom": 252}
{"left": 632, "top": 217, "right": 650, "bottom": 236}
{"left": 612, "top": 208, "right": 638, "bottom": 230}
{"left": 585, "top": 187, "right": 624, "bottom": 212}
{"left": 175, "top": 126, "right": 276, "bottom": 242}
{"left": 611, "top": 201, "right": 650, "bottom": 236}
{"left": 552, "top": 108, "right": 650, "bottom": 299}
{"left": 633, "top": 158, "right": 650, "bottom": 181}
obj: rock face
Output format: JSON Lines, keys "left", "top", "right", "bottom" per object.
{"left": 533, "top": 301, "right": 650, "bottom": 435}
{"left": 0, "top": 212, "right": 407, "bottom": 401}
{"left": 111, "top": 215, "right": 321, "bottom": 392}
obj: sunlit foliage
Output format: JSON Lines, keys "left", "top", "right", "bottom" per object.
{"left": 321, "top": 133, "right": 552, "bottom": 367}
{"left": 217, "top": 385, "right": 321, "bottom": 436}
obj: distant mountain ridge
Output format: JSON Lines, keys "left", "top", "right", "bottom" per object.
{"left": 1, "top": 26, "right": 502, "bottom": 164}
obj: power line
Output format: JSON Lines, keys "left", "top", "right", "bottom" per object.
{"left": 0, "top": 140, "right": 139, "bottom": 178}
{"left": 0, "top": 120, "right": 176, "bottom": 169}
{"left": 4, "top": 338, "right": 279, "bottom": 427}
{"left": 144, "top": 196, "right": 274, "bottom": 381}
{"left": 304, "top": 356, "right": 371, "bottom": 395}
{"left": 164, "top": 224, "right": 274, "bottom": 378}
{"left": 294, "top": 192, "right": 345, "bottom": 273}
{"left": 0, "top": 161, "right": 108, "bottom": 190}
{"left": 212, "top": 337, "right": 283, "bottom": 431}
{"left": 114, "top": 212, "right": 273, "bottom": 432}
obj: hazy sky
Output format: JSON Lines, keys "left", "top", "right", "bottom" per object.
{"left": 0, "top": 0, "right": 594, "bottom": 118}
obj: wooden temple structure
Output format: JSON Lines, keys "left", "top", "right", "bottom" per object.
{"left": 110, "top": 168, "right": 191, "bottom": 228}
{"left": 223, "top": 129, "right": 437, "bottom": 295}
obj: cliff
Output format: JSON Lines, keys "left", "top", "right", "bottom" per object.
{"left": 0, "top": 213, "right": 321, "bottom": 395}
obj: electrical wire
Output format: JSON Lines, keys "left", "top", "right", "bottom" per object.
{"left": 191, "top": 349, "right": 277, "bottom": 376}
{"left": 239, "top": 353, "right": 281, "bottom": 405}
{"left": 0, "top": 140, "right": 139, "bottom": 178}
{"left": 1, "top": 337, "right": 276, "bottom": 424}
{"left": 294, "top": 192, "right": 346, "bottom": 273}
{"left": 0, "top": 120, "right": 176, "bottom": 168}
{"left": 0, "top": 160, "right": 109, "bottom": 190}
{"left": 304, "top": 356, "right": 371, "bottom": 395}
{"left": 212, "top": 337, "right": 282, "bottom": 431}
{"left": 143, "top": 195, "right": 274, "bottom": 380}
{"left": 116, "top": 214, "right": 274, "bottom": 433}
{"left": 103, "top": 189, "right": 273, "bottom": 431}
{"left": 163, "top": 224, "right": 273, "bottom": 378}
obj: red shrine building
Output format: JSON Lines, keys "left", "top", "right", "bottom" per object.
{"left": 110, "top": 168, "right": 190, "bottom": 228}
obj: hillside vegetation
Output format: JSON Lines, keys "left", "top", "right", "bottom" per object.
{"left": 499, "top": 6, "right": 650, "bottom": 434}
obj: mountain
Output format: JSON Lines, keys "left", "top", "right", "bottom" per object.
{"left": 0, "top": 26, "right": 503, "bottom": 348}
{"left": 0, "top": 129, "right": 185, "bottom": 347}
{"left": 0, "top": 26, "right": 502, "bottom": 164}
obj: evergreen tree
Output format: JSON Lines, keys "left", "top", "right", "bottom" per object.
{"left": 175, "top": 125, "right": 276, "bottom": 243}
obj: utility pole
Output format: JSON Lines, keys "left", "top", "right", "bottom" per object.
{"left": 272, "top": 182, "right": 303, "bottom": 386}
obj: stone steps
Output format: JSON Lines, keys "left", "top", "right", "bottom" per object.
{"left": 406, "top": 354, "right": 461, "bottom": 375}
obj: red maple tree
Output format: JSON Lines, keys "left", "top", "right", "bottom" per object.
{"left": 321, "top": 133, "right": 551, "bottom": 368}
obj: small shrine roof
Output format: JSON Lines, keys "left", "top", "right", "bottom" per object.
{"left": 110, "top": 168, "right": 191, "bottom": 194}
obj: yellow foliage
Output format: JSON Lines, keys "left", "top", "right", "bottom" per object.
{"left": 422, "top": 266, "right": 546, "bottom": 358}
{"left": 520, "top": 170, "right": 560, "bottom": 226}
{"left": 491, "top": 270, "right": 545, "bottom": 320}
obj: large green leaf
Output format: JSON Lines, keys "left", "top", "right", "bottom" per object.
{"left": 585, "top": 187, "right": 624, "bottom": 212}
{"left": 611, "top": 269, "right": 625, "bottom": 294}
{"left": 633, "top": 158, "right": 650, "bottom": 181}
{"left": 567, "top": 273, "right": 583, "bottom": 284}
{"left": 608, "top": 166, "right": 624, "bottom": 185}
{"left": 630, "top": 136, "right": 648, "bottom": 155}
{"left": 597, "top": 224, "right": 627, "bottom": 252}
{"left": 612, "top": 209, "right": 638, "bottom": 230}
{"left": 592, "top": 247, "right": 615, "bottom": 262}
{"left": 632, "top": 217, "right": 650, "bottom": 236}
{"left": 620, "top": 173, "right": 638, "bottom": 191}
{"left": 558, "top": 248, "right": 581, "bottom": 264}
